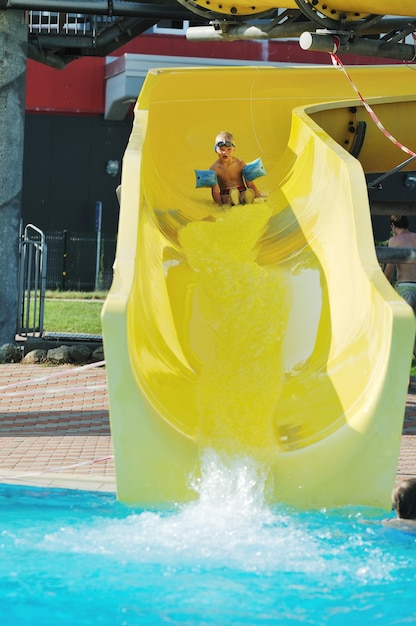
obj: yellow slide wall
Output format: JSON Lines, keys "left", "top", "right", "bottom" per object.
{"left": 102, "top": 65, "right": 415, "bottom": 509}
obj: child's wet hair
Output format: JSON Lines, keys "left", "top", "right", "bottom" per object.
{"left": 392, "top": 478, "right": 416, "bottom": 519}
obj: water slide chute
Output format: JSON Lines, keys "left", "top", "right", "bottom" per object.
{"left": 102, "top": 65, "right": 416, "bottom": 509}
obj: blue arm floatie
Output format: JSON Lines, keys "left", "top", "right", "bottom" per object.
{"left": 195, "top": 169, "right": 218, "bottom": 188}
{"left": 242, "top": 157, "right": 267, "bottom": 181}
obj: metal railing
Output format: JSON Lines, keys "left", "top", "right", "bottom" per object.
{"left": 16, "top": 224, "right": 115, "bottom": 336}
{"left": 26, "top": 10, "right": 115, "bottom": 35}
{"left": 17, "top": 223, "right": 48, "bottom": 337}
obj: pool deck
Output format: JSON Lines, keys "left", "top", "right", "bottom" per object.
{"left": 0, "top": 363, "right": 415, "bottom": 494}
{"left": 0, "top": 363, "right": 115, "bottom": 492}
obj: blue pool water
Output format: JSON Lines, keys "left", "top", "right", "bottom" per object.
{"left": 1, "top": 452, "right": 415, "bottom": 626}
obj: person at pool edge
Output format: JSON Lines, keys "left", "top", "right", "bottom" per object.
{"left": 210, "top": 131, "right": 261, "bottom": 207}
{"left": 384, "top": 214, "right": 416, "bottom": 356}
{"left": 383, "top": 478, "right": 416, "bottom": 531}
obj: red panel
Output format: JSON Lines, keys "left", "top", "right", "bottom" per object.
{"left": 26, "top": 33, "right": 398, "bottom": 115}
{"left": 115, "top": 33, "right": 265, "bottom": 60}
{"left": 26, "top": 56, "right": 106, "bottom": 114}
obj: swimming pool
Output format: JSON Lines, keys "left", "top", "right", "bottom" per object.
{"left": 1, "top": 452, "right": 415, "bottom": 625}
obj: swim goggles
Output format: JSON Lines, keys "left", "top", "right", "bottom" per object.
{"left": 215, "top": 141, "right": 235, "bottom": 150}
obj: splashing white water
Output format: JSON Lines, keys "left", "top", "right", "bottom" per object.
{"left": 188, "top": 449, "right": 271, "bottom": 523}
{"left": 39, "top": 449, "right": 396, "bottom": 581}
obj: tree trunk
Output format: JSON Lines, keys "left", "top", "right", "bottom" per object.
{"left": 0, "top": 11, "right": 27, "bottom": 344}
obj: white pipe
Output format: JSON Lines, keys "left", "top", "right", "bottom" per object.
{"left": 186, "top": 23, "right": 305, "bottom": 41}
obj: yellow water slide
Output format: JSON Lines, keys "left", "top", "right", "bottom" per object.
{"left": 102, "top": 65, "right": 416, "bottom": 509}
{"left": 182, "top": 0, "right": 416, "bottom": 18}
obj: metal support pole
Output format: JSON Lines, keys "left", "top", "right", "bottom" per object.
{"left": 299, "top": 31, "right": 416, "bottom": 62}
{"left": 62, "top": 230, "right": 68, "bottom": 290}
{"left": 186, "top": 17, "right": 413, "bottom": 44}
{"left": 95, "top": 201, "right": 102, "bottom": 292}
{"left": 0, "top": 0, "right": 190, "bottom": 18}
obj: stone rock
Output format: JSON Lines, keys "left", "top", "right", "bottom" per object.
{"left": 0, "top": 341, "right": 105, "bottom": 367}
{"left": 91, "top": 345, "right": 105, "bottom": 362}
{"left": 47, "top": 345, "right": 71, "bottom": 364}
{"left": 22, "top": 349, "right": 47, "bottom": 364}
{"left": 69, "top": 344, "right": 92, "bottom": 364}
{"left": 0, "top": 343, "right": 22, "bottom": 363}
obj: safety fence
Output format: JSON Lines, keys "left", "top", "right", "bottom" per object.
{"left": 17, "top": 226, "right": 116, "bottom": 336}
{"left": 17, "top": 223, "right": 47, "bottom": 336}
{"left": 45, "top": 230, "right": 116, "bottom": 291}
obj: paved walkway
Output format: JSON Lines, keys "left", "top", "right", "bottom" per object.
{"left": 398, "top": 378, "right": 416, "bottom": 483}
{"left": 0, "top": 363, "right": 115, "bottom": 491}
{"left": 0, "top": 363, "right": 415, "bottom": 493}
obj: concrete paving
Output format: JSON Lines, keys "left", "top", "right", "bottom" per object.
{"left": 0, "top": 363, "right": 114, "bottom": 491}
{"left": 0, "top": 363, "right": 415, "bottom": 494}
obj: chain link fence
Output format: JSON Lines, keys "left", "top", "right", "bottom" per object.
{"left": 45, "top": 230, "right": 116, "bottom": 291}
